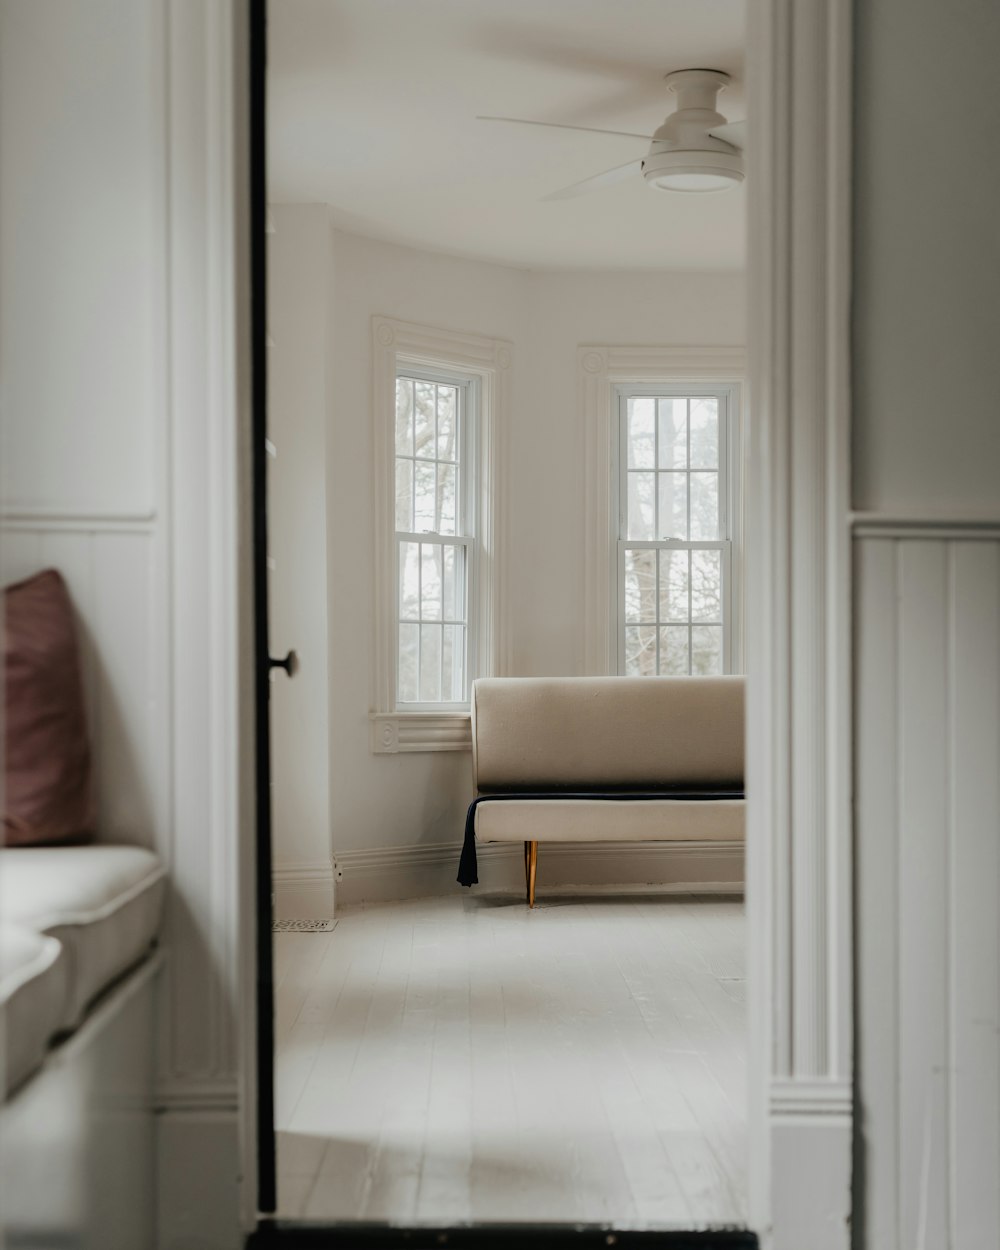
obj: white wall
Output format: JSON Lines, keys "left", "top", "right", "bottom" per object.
{"left": 267, "top": 205, "right": 335, "bottom": 917}
{"left": 318, "top": 228, "right": 745, "bottom": 898}
{"left": 852, "top": 0, "right": 1000, "bottom": 513}
{"left": 516, "top": 270, "right": 746, "bottom": 676}
{"left": 852, "top": 0, "right": 1000, "bottom": 1244}
{"left": 326, "top": 233, "right": 525, "bottom": 897}
{"left": 0, "top": 0, "right": 162, "bottom": 518}
{"left": 1, "top": 2, "right": 248, "bottom": 1246}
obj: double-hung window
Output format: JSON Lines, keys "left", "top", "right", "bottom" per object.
{"left": 372, "top": 316, "right": 509, "bottom": 753}
{"left": 394, "top": 369, "right": 476, "bottom": 707}
{"left": 615, "top": 383, "right": 740, "bottom": 676}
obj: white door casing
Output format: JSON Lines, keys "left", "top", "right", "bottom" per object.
{"left": 744, "top": 0, "right": 854, "bottom": 1246}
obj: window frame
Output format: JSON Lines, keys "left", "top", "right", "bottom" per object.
{"left": 393, "top": 364, "right": 479, "bottom": 712}
{"left": 371, "top": 316, "right": 511, "bottom": 753}
{"left": 613, "top": 382, "right": 740, "bottom": 676}
{"left": 579, "top": 345, "right": 747, "bottom": 677}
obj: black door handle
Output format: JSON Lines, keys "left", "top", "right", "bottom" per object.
{"left": 268, "top": 649, "right": 298, "bottom": 678}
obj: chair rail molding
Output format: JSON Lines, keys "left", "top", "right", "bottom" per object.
{"left": 579, "top": 344, "right": 747, "bottom": 677}
{"left": 745, "top": 0, "right": 853, "bottom": 1246}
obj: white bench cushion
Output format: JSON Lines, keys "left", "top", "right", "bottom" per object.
{"left": 475, "top": 797, "right": 744, "bottom": 843}
{"left": 0, "top": 846, "right": 165, "bottom": 1029}
{"left": 0, "top": 923, "right": 68, "bottom": 1096}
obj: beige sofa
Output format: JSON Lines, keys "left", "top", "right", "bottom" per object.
{"left": 460, "top": 675, "right": 745, "bottom": 906}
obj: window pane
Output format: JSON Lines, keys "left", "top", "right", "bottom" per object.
{"left": 399, "top": 541, "right": 420, "bottom": 620}
{"left": 691, "top": 625, "right": 723, "bottom": 675}
{"left": 419, "top": 623, "right": 441, "bottom": 701}
{"left": 689, "top": 472, "right": 719, "bottom": 539}
{"left": 626, "top": 472, "right": 655, "bottom": 541}
{"left": 398, "top": 623, "right": 419, "bottom": 702}
{"left": 413, "top": 460, "right": 436, "bottom": 531}
{"left": 691, "top": 549, "right": 723, "bottom": 623}
{"left": 661, "top": 625, "right": 690, "bottom": 675}
{"left": 657, "top": 472, "right": 687, "bottom": 540}
{"left": 624, "top": 549, "right": 656, "bottom": 623}
{"left": 659, "top": 549, "right": 689, "bottom": 622}
{"left": 689, "top": 397, "right": 719, "bottom": 468}
{"left": 441, "top": 544, "right": 462, "bottom": 622}
{"left": 442, "top": 623, "right": 464, "bottom": 701}
{"left": 436, "top": 463, "right": 457, "bottom": 535}
{"left": 414, "top": 381, "right": 435, "bottom": 455}
{"left": 624, "top": 624, "right": 657, "bottom": 677}
{"left": 420, "top": 544, "right": 442, "bottom": 621}
{"left": 395, "top": 457, "right": 413, "bottom": 532}
{"left": 437, "top": 385, "right": 457, "bottom": 461}
{"left": 395, "top": 378, "right": 414, "bottom": 456}
{"left": 627, "top": 397, "right": 655, "bottom": 468}
{"left": 657, "top": 398, "right": 687, "bottom": 469}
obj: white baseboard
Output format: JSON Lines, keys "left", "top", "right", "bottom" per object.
{"left": 272, "top": 860, "right": 336, "bottom": 920}
{"left": 767, "top": 1080, "right": 852, "bottom": 1250}
{"left": 156, "top": 1107, "right": 242, "bottom": 1250}
{"left": 334, "top": 839, "right": 744, "bottom": 905}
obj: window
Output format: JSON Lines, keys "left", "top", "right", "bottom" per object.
{"left": 394, "top": 370, "right": 475, "bottom": 707}
{"left": 371, "top": 317, "right": 511, "bottom": 753}
{"left": 614, "top": 384, "right": 740, "bottom": 676}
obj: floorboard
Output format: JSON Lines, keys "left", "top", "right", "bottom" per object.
{"left": 274, "top": 894, "right": 747, "bottom": 1228}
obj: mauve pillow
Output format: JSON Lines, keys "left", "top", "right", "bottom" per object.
{"left": 4, "top": 569, "right": 95, "bottom": 846}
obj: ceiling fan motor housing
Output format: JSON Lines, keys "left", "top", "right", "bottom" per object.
{"left": 642, "top": 68, "right": 744, "bottom": 192}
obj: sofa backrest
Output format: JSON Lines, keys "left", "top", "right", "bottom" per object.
{"left": 471, "top": 676, "right": 744, "bottom": 791}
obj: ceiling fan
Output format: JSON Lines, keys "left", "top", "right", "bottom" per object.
{"left": 478, "top": 68, "right": 746, "bottom": 199}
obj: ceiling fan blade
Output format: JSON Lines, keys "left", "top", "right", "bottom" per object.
{"left": 476, "top": 115, "right": 652, "bottom": 143}
{"left": 708, "top": 120, "right": 747, "bottom": 150}
{"left": 542, "top": 158, "right": 644, "bottom": 201}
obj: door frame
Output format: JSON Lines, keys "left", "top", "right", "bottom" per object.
{"left": 236, "top": 0, "right": 857, "bottom": 1244}
{"left": 744, "top": 0, "right": 854, "bottom": 1244}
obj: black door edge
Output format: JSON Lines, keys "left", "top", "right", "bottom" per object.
{"left": 250, "top": 0, "right": 276, "bottom": 1217}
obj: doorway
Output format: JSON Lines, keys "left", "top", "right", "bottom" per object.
{"left": 250, "top": 0, "right": 855, "bottom": 1244}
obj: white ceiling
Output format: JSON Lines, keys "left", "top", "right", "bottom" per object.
{"left": 267, "top": 0, "right": 746, "bottom": 271}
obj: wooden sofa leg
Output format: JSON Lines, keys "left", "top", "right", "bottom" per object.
{"left": 527, "top": 840, "right": 538, "bottom": 908}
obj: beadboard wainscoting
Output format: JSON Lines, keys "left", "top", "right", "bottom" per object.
{"left": 855, "top": 523, "right": 1000, "bottom": 1250}
{"left": 333, "top": 841, "right": 744, "bottom": 905}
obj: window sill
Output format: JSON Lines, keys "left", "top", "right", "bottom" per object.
{"left": 369, "top": 711, "right": 472, "bottom": 754}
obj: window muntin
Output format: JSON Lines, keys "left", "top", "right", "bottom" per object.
{"left": 616, "top": 387, "right": 734, "bottom": 677}
{"left": 394, "top": 370, "right": 475, "bottom": 708}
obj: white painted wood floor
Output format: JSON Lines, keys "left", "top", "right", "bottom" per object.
{"left": 274, "top": 894, "right": 747, "bottom": 1227}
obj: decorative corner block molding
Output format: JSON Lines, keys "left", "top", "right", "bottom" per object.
{"left": 769, "top": 1078, "right": 853, "bottom": 1121}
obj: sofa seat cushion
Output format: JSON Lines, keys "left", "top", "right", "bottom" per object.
{"left": 475, "top": 797, "right": 745, "bottom": 843}
{"left": 0, "top": 845, "right": 165, "bottom": 1029}
{"left": 0, "top": 923, "right": 68, "bottom": 1096}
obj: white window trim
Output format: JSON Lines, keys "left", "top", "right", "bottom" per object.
{"left": 371, "top": 315, "right": 511, "bottom": 753}
{"left": 580, "top": 345, "right": 747, "bottom": 676}
{"left": 613, "top": 381, "right": 741, "bottom": 676}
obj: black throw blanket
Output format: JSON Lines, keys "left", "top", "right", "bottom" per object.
{"left": 457, "top": 786, "right": 745, "bottom": 887}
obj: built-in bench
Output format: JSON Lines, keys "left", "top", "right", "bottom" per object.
{"left": 459, "top": 676, "right": 745, "bottom": 906}
{"left": 0, "top": 844, "right": 165, "bottom": 1097}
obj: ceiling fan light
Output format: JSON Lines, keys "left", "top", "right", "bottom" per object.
{"left": 642, "top": 148, "right": 744, "bottom": 193}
